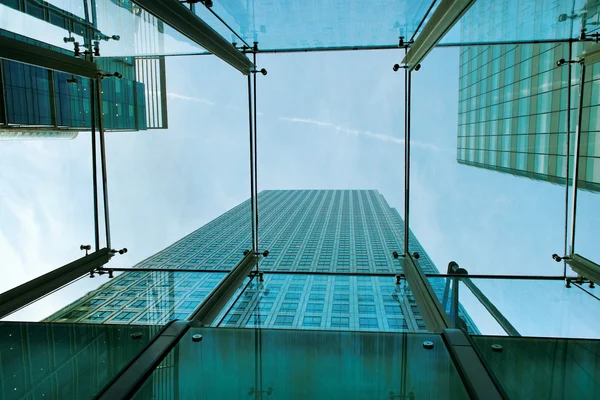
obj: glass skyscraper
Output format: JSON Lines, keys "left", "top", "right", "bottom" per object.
{"left": 46, "top": 190, "right": 477, "bottom": 333}
{"left": 457, "top": 42, "right": 600, "bottom": 191}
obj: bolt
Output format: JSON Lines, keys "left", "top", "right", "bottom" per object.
{"left": 192, "top": 334, "right": 203, "bottom": 342}
{"left": 491, "top": 344, "right": 503, "bottom": 352}
{"left": 423, "top": 341, "right": 434, "bottom": 350}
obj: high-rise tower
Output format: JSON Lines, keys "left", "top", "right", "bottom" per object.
{"left": 46, "top": 190, "right": 477, "bottom": 333}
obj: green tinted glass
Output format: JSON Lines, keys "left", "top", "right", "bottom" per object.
{"left": 473, "top": 335, "right": 600, "bottom": 400}
{"left": 0, "top": 322, "right": 159, "bottom": 400}
{"left": 133, "top": 327, "right": 469, "bottom": 399}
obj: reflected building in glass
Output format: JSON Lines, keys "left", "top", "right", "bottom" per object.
{"left": 46, "top": 190, "right": 478, "bottom": 333}
{"left": 457, "top": 41, "right": 600, "bottom": 192}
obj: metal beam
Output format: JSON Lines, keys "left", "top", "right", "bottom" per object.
{"left": 565, "top": 253, "right": 600, "bottom": 284}
{"left": 0, "top": 248, "right": 112, "bottom": 318}
{"left": 130, "top": 0, "right": 254, "bottom": 74}
{"left": 402, "top": 0, "right": 476, "bottom": 71}
{"left": 401, "top": 254, "right": 452, "bottom": 331}
{"left": 0, "top": 35, "right": 98, "bottom": 78}
{"left": 442, "top": 329, "right": 506, "bottom": 399}
{"left": 94, "top": 320, "right": 189, "bottom": 400}
{"left": 189, "top": 253, "right": 258, "bottom": 325}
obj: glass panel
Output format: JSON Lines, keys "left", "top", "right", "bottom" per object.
{"left": 573, "top": 58, "right": 600, "bottom": 264}
{"left": 105, "top": 52, "right": 252, "bottom": 270}
{"left": 215, "top": 271, "right": 431, "bottom": 332}
{"left": 0, "top": 59, "right": 96, "bottom": 293}
{"left": 257, "top": 52, "right": 409, "bottom": 276}
{"left": 0, "top": 0, "right": 204, "bottom": 57}
{"left": 440, "top": 277, "right": 600, "bottom": 338}
{"left": 0, "top": 321, "right": 159, "bottom": 400}
{"left": 195, "top": 0, "right": 436, "bottom": 51}
{"left": 133, "top": 327, "right": 469, "bottom": 399}
{"left": 5, "top": 271, "right": 226, "bottom": 324}
{"left": 472, "top": 335, "right": 600, "bottom": 399}
{"left": 411, "top": 45, "right": 569, "bottom": 277}
{"left": 442, "top": 0, "right": 582, "bottom": 43}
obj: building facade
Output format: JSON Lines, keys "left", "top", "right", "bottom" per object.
{"left": 46, "top": 190, "right": 477, "bottom": 333}
{"left": 457, "top": 41, "right": 600, "bottom": 191}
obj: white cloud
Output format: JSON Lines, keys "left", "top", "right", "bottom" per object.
{"left": 279, "top": 116, "right": 451, "bottom": 152}
{"left": 167, "top": 92, "right": 215, "bottom": 106}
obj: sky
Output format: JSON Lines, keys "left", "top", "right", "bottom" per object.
{"left": 0, "top": 2, "right": 599, "bottom": 337}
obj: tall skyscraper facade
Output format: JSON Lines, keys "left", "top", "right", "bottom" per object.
{"left": 46, "top": 190, "right": 477, "bottom": 333}
{"left": 457, "top": 42, "right": 600, "bottom": 192}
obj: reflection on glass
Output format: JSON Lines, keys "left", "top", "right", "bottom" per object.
{"left": 0, "top": 321, "right": 159, "bottom": 400}
{"left": 133, "top": 327, "right": 469, "bottom": 399}
{"left": 473, "top": 335, "right": 600, "bottom": 399}
{"left": 44, "top": 272, "right": 226, "bottom": 325}
{"left": 217, "top": 273, "right": 432, "bottom": 332}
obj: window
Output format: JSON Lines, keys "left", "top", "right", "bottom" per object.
{"left": 106, "top": 299, "right": 128, "bottom": 308}
{"left": 279, "top": 302, "right": 298, "bottom": 312}
{"left": 247, "top": 314, "right": 267, "bottom": 326}
{"left": 359, "top": 305, "right": 376, "bottom": 314}
{"left": 87, "top": 311, "right": 113, "bottom": 321}
{"left": 330, "top": 316, "right": 350, "bottom": 327}
{"left": 113, "top": 311, "right": 137, "bottom": 321}
{"left": 333, "top": 294, "right": 349, "bottom": 302}
{"left": 224, "top": 314, "right": 241, "bottom": 324}
{"left": 274, "top": 315, "right": 294, "bottom": 326}
{"left": 288, "top": 284, "right": 304, "bottom": 292}
{"left": 303, "top": 316, "right": 322, "bottom": 327}
{"left": 285, "top": 293, "right": 301, "bottom": 301}
{"left": 332, "top": 303, "right": 349, "bottom": 313}
{"left": 359, "top": 317, "right": 378, "bottom": 328}
{"left": 306, "top": 303, "right": 323, "bottom": 312}
{"left": 384, "top": 305, "right": 403, "bottom": 315}
{"left": 309, "top": 293, "right": 325, "bottom": 301}
{"left": 388, "top": 318, "right": 408, "bottom": 330}
{"left": 130, "top": 299, "right": 147, "bottom": 308}
{"left": 358, "top": 295, "right": 375, "bottom": 303}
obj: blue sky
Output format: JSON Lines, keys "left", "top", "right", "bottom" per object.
{"left": 0, "top": 28, "right": 599, "bottom": 335}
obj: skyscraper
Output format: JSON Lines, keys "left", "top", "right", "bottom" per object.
{"left": 457, "top": 41, "right": 600, "bottom": 191}
{"left": 46, "top": 190, "right": 477, "bottom": 333}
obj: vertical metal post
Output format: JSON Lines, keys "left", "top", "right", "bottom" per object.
{"left": 569, "top": 61, "right": 586, "bottom": 255}
{"left": 253, "top": 49, "right": 259, "bottom": 253}
{"left": 96, "top": 77, "right": 112, "bottom": 249}
{"left": 247, "top": 72, "right": 256, "bottom": 253}
{"left": 451, "top": 277, "right": 459, "bottom": 326}
{"left": 563, "top": 41, "right": 573, "bottom": 278}
{"left": 90, "top": 80, "right": 100, "bottom": 251}
{"left": 403, "top": 47, "right": 411, "bottom": 255}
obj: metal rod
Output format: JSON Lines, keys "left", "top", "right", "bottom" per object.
{"left": 569, "top": 61, "right": 586, "bottom": 255}
{"left": 96, "top": 77, "right": 112, "bottom": 248}
{"left": 563, "top": 41, "right": 573, "bottom": 278}
{"left": 247, "top": 73, "right": 256, "bottom": 252}
{"left": 253, "top": 50, "right": 259, "bottom": 253}
{"left": 97, "top": 266, "right": 567, "bottom": 280}
{"left": 124, "top": 38, "right": 581, "bottom": 59}
{"left": 205, "top": 5, "right": 250, "bottom": 48}
{"left": 90, "top": 81, "right": 100, "bottom": 251}
{"left": 573, "top": 282, "right": 600, "bottom": 301}
{"left": 451, "top": 277, "right": 459, "bottom": 325}
{"left": 404, "top": 47, "right": 411, "bottom": 255}
{"left": 409, "top": 0, "right": 438, "bottom": 43}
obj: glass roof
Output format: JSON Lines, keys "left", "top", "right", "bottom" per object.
{"left": 195, "top": 0, "right": 436, "bottom": 51}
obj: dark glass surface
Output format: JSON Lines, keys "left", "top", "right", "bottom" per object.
{"left": 0, "top": 321, "right": 159, "bottom": 400}
{"left": 473, "top": 335, "right": 600, "bottom": 400}
{"left": 133, "top": 327, "right": 469, "bottom": 399}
